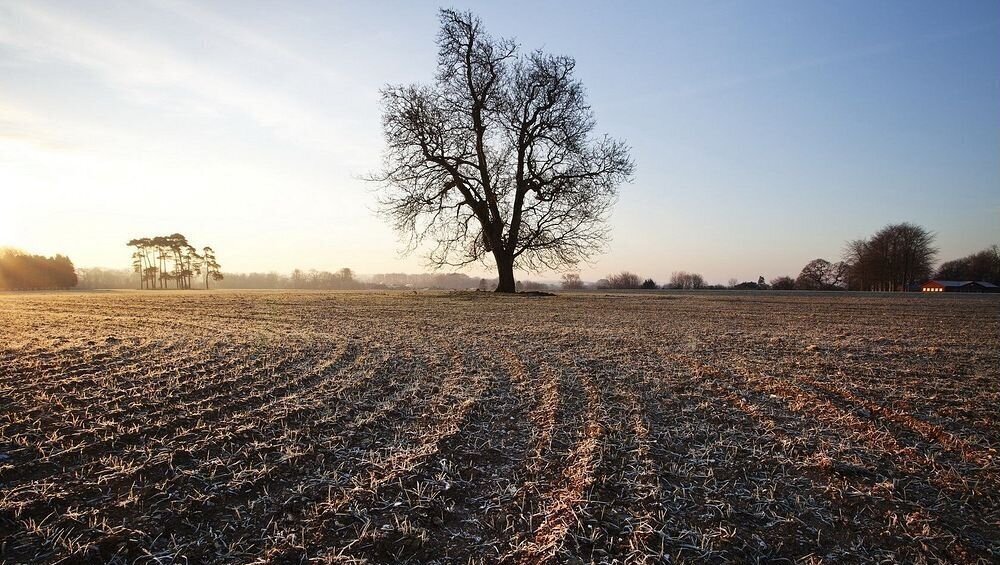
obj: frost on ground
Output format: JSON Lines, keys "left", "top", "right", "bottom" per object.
{"left": 1, "top": 291, "right": 998, "bottom": 563}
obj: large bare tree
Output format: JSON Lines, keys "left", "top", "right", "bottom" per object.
{"left": 373, "top": 9, "right": 634, "bottom": 292}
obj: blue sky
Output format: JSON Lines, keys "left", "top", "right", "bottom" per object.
{"left": 1, "top": 0, "right": 997, "bottom": 283}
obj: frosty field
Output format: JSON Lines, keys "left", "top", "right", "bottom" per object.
{"left": 1, "top": 291, "right": 998, "bottom": 563}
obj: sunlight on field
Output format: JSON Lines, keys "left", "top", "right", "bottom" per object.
{"left": 1, "top": 291, "right": 998, "bottom": 562}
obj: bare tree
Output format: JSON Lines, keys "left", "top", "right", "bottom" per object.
{"left": 843, "top": 223, "right": 936, "bottom": 291}
{"left": 373, "top": 10, "right": 634, "bottom": 292}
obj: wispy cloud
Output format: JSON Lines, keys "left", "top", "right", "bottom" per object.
{"left": 150, "top": 0, "right": 350, "bottom": 86}
{"left": 0, "top": 101, "right": 72, "bottom": 152}
{"left": 659, "top": 17, "right": 1000, "bottom": 102}
{"left": 666, "top": 41, "right": 902, "bottom": 101}
{"left": 0, "top": 1, "right": 345, "bottom": 150}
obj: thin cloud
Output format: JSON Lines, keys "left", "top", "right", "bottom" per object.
{"left": 0, "top": 2, "right": 343, "bottom": 151}
{"left": 667, "top": 41, "right": 902, "bottom": 100}
{"left": 662, "top": 18, "right": 1000, "bottom": 102}
{"left": 0, "top": 100, "right": 76, "bottom": 152}
{"left": 924, "top": 17, "right": 1000, "bottom": 42}
{"left": 149, "top": 0, "right": 351, "bottom": 86}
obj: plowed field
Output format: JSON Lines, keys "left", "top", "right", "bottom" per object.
{"left": 1, "top": 291, "right": 998, "bottom": 563}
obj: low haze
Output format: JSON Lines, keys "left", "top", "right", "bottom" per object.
{"left": 2, "top": 0, "right": 998, "bottom": 283}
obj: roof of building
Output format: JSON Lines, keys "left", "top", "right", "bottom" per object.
{"left": 925, "top": 280, "right": 998, "bottom": 288}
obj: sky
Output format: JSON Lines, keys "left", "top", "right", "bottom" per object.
{"left": 1, "top": 0, "right": 998, "bottom": 284}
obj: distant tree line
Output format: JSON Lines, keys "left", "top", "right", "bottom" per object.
{"left": 767, "top": 223, "right": 934, "bottom": 291}
{"left": 76, "top": 267, "right": 134, "bottom": 290}
{"left": 765, "top": 223, "right": 936, "bottom": 291}
{"left": 589, "top": 270, "right": 712, "bottom": 290}
{"left": 219, "top": 270, "right": 557, "bottom": 291}
{"left": 370, "top": 272, "right": 554, "bottom": 291}
{"left": 286, "top": 268, "right": 360, "bottom": 290}
{"left": 588, "top": 272, "right": 699, "bottom": 290}
{"left": 934, "top": 245, "right": 1000, "bottom": 284}
{"left": 0, "top": 249, "right": 77, "bottom": 290}
{"left": 583, "top": 223, "right": 993, "bottom": 293}
{"left": 75, "top": 268, "right": 557, "bottom": 291}
{"left": 75, "top": 223, "right": 996, "bottom": 293}
{"left": 767, "top": 224, "right": 996, "bottom": 291}
{"left": 127, "top": 234, "right": 223, "bottom": 289}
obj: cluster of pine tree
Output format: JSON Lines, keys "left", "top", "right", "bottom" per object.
{"left": 127, "top": 234, "right": 222, "bottom": 289}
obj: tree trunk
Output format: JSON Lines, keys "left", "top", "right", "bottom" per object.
{"left": 494, "top": 252, "right": 516, "bottom": 293}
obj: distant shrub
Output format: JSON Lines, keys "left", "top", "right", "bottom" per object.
{"left": 769, "top": 276, "right": 796, "bottom": 290}
{"left": 640, "top": 278, "right": 658, "bottom": 289}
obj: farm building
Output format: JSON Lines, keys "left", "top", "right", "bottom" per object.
{"left": 921, "top": 280, "right": 1000, "bottom": 293}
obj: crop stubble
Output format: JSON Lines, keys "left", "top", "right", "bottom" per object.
{"left": 0, "top": 291, "right": 998, "bottom": 563}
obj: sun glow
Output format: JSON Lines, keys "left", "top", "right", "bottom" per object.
{"left": 0, "top": 164, "right": 29, "bottom": 252}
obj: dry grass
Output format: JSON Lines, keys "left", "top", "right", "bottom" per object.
{"left": 1, "top": 290, "right": 998, "bottom": 563}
